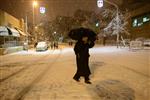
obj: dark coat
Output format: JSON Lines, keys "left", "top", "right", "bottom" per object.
{"left": 74, "top": 41, "right": 94, "bottom": 76}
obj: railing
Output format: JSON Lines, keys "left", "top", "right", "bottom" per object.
{"left": 0, "top": 41, "right": 22, "bottom": 48}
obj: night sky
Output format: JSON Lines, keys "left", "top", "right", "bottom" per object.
{"left": 0, "top": 0, "right": 97, "bottom": 21}
{"left": 0, "top": 0, "right": 149, "bottom": 22}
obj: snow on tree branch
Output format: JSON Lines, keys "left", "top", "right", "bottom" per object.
{"left": 103, "top": 9, "right": 131, "bottom": 35}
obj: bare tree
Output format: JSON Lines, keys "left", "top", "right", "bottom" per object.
{"left": 104, "top": 9, "right": 130, "bottom": 35}
{"left": 102, "top": 9, "right": 131, "bottom": 46}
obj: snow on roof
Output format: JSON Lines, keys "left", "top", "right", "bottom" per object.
{"left": 7, "top": 27, "right": 20, "bottom": 37}
{"left": 0, "top": 26, "right": 9, "bottom": 36}
{"left": 0, "top": 26, "right": 20, "bottom": 37}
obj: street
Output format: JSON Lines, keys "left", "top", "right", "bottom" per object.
{"left": 0, "top": 46, "right": 149, "bottom": 100}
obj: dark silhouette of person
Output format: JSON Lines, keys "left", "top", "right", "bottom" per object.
{"left": 54, "top": 42, "right": 56, "bottom": 49}
{"left": 73, "top": 36, "right": 94, "bottom": 84}
{"left": 50, "top": 42, "right": 54, "bottom": 49}
{"left": 34, "top": 42, "right": 38, "bottom": 48}
{"left": 54, "top": 42, "right": 58, "bottom": 49}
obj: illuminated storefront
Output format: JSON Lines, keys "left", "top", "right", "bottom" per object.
{"left": 0, "top": 10, "right": 27, "bottom": 54}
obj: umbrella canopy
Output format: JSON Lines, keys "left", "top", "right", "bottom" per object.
{"left": 68, "top": 27, "right": 97, "bottom": 41}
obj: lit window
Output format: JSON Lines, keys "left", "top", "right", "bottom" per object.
{"left": 133, "top": 23, "right": 137, "bottom": 27}
{"left": 143, "top": 17, "right": 150, "bottom": 22}
{"left": 132, "top": 13, "right": 150, "bottom": 27}
{"left": 132, "top": 19, "right": 137, "bottom": 27}
{"left": 138, "top": 23, "right": 143, "bottom": 26}
{"left": 134, "top": 19, "right": 137, "bottom": 23}
{"left": 143, "top": 17, "right": 147, "bottom": 22}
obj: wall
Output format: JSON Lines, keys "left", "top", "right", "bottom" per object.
{"left": 0, "top": 9, "right": 24, "bottom": 31}
{"left": 0, "top": 10, "right": 5, "bottom": 26}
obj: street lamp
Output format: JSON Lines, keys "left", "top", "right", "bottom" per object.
{"left": 54, "top": 31, "right": 57, "bottom": 34}
{"left": 35, "top": 26, "right": 38, "bottom": 30}
{"left": 32, "top": 0, "right": 38, "bottom": 42}
{"left": 33, "top": 1, "right": 38, "bottom": 7}
{"left": 97, "top": 0, "right": 120, "bottom": 48}
{"left": 33, "top": 0, "right": 38, "bottom": 26}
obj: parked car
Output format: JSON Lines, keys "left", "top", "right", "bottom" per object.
{"left": 143, "top": 39, "right": 150, "bottom": 47}
{"left": 36, "top": 41, "right": 48, "bottom": 51}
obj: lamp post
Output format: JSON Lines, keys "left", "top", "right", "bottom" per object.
{"left": 97, "top": 0, "right": 120, "bottom": 48}
{"left": 25, "top": 15, "right": 28, "bottom": 45}
{"left": 33, "top": 0, "right": 38, "bottom": 42}
{"left": 33, "top": 0, "right": 38, "bottom": 26}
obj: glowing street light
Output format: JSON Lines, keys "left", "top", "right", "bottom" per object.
{"left": 54, "top": 31, "right": 57, "bottom": 34}
{"left": 32, "top": 0, "right": 38, "bottom": 42}
{"left": 32, "top": 0, "right": 38, "bottom": 26}
{"left": 32, "top": 1, "right": 38, "bottom": 26}
{"left": 35, "top": 26, "right": 38, "bottom": 30}
{"left": 96, "top": 22, "right": 99, "bottom": 27}
{"left": 33, "top": 1, "right": 38, "bottom": 7}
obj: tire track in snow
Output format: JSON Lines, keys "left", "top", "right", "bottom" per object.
{"left": 12, "top": 49, "right": 62, "bottom": 100}
{"left": 0, "top": 50, "right": 55, "bottom": 83}
{"left": 111, "top": 63, "right": 150, "bottom": 78}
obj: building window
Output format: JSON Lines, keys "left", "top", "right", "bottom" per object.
{"left": 132, "top": 13, "right": 150, "bottom": 27}
{"left": 143, "top": 16, "right": 150, "bottom": 22}
{"left": 133, "top": 19, "right": 137, "bottom": 27}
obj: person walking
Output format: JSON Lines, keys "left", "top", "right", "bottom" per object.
{"left": 50, "top": 42, "right": 54, "bottom": 49}
{"left": 73, "top": 36, "right": 94, "bottom": 84}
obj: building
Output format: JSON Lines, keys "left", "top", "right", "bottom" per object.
{"left": 0, "top": 9, "right": 27, "bottom": 55}
{"left": 128, "top": 3, "right": 150, "bottom": 39}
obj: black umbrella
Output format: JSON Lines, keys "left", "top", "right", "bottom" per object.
{"left": 68, "top": 27, "right": 97, "bottom": 41}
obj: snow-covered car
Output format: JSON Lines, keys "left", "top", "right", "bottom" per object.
{"left": 143, "top": 39, "right": 150, "bottom": 47}
{"left": 36, "top": 41, "right": 48, "bottom": 51}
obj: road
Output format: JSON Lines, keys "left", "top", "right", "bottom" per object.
{"left": 0, "top": 46, "right": 149, "bottom": 100}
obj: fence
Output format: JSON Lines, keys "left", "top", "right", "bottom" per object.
{"left": 129, "top": 41, "right": 143, "bottom": 50}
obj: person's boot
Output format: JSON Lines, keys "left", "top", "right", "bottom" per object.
{"left": 85, "top": 80, "right": 92, "bottom": 84}
{"left": 73, "top": 77, "right": 80, "bottom": 82}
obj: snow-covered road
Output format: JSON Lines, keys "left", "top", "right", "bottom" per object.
{"left": 0, "top": 46, "right": 149, "bottom": 100}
